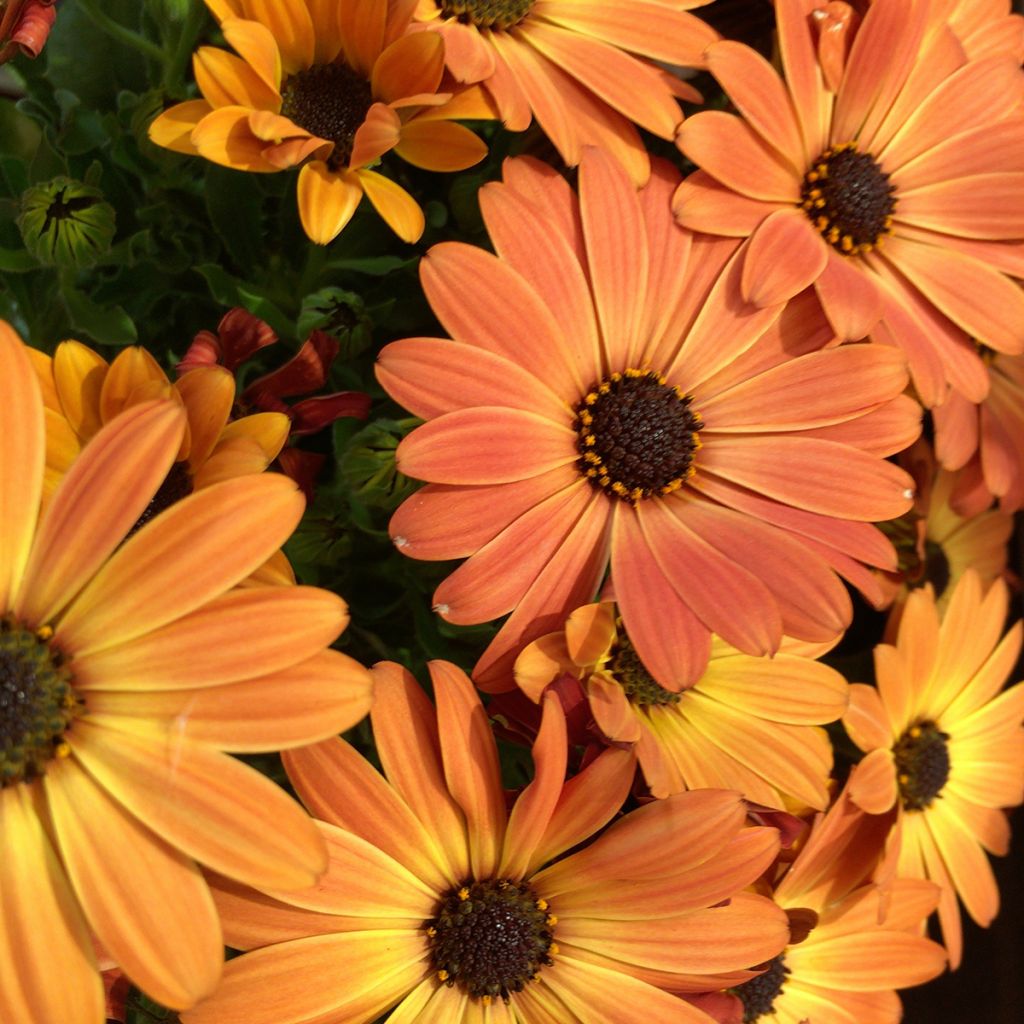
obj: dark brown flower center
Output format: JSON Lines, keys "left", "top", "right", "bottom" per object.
{"left": 733, "top": 954, "right": 790, "bottom": 1022}
{"left": 608, "top": 632, "right": 681, "bottom": 707}
{"left": 439, "top": 0, "right": 534, "bottom": 29}
{"left": 1, "top": 618, "right": 80, "bottom": 787}
{"left": 128, "top": 460, "right": 193, "bottom": 538}
{"left": 426, "top": 878, "right": 557, "bottom": 1003}
{"left": 879, "top": 517, "right": 951, "bottom": 598}
{"left": 894, "top": 720, "right": 951, "bottom": 811}
{"left": 574, "top": 369, "right": 702, "bottom": 505}
{"left": 280, "top": 62, "right": 373, "bottom": 168}
{"left": 800, "top": 143, "right": 896, "bottom": 255}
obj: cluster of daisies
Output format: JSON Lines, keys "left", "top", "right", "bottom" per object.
{"left": 2, "top": 1, "right": 1024, "bottom": 1023}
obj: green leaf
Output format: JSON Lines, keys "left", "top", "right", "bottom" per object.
{"left": 0, "top": 247, "right": 38, "bottom": 273}
{"left": 195, "top": 264, "right": 292, "bottom": 337}
{"left": 62, "top": 286, "right": 138, "bottom": 346}
{"left": 203, "top": 165, "right": 266, "bottom": 273}
{"left": 325, "top": 254, "right": 418, "bottom": 276}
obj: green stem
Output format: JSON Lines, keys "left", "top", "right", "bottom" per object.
{"left": 162, "top": 1, "right": 209, "bottom": 96}
{"left": 75, "top": 0, "right": 165, "bottom": 65}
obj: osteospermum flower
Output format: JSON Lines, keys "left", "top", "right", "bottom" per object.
{"left": 149, "top": 0, "right": 491, "bottom": 244}
{"left": 0, "top": 322, "right": 373, "bottom": 1024}
{"left": 377, "top": 148, "right": 918, "bottom": 691}
{"left": 409, "top": 0, "right": 717, "bottom": 184}
{"left": 843, "top": 570, "right": 1024, "bottom": 967}
{"left": 715, "top": 786, "right": 946, "bottom": 1023}
{"left": 33, "top": 340, "right": 289, "bottom": 555}
{"left": 182, "top": 660, "right": 789, "bottom": 1024}
{"left": 878, "top": 440, "right": 1011, "bottom": 612}
{"left": 933, "top": 349, "right": 1024, "bottom": 514}
{"left": 674, "top": 0, "right": 1024, "bottom": 407}
{"left": 516, "top": 601, "right": 848, "bottom": 809}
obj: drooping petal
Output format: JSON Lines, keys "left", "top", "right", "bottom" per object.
{"left": 296, "top": 162, "right": 363, "bottom": 244}
{"left": 356, "top": 169, "right": 425, "bottom": 242}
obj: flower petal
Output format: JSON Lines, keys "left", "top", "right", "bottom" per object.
{"left": 296, "top": 162, "right": 363, "bottom": 244}
{"left": 356, "top": 168, "right": 425, "bottom": 242}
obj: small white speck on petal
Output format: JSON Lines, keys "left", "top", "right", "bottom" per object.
{"left": 393, "top": 535, "right": 409, "bottom": 549}
{"left": 902, "top": 488, "right": 914, "bottom": 500}
{"left": 434, "top": 603, "right": 450, "bottom": 616}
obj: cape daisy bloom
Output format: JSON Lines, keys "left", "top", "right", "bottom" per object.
{"left": 149, "top": 0, "right": 491, "bottom": 244}
{"left": 673, "top": 0, "right": 1024, "bottom": 407}
{"left": 843, "top": 570, "right": 1024, "bottom": 967}
{"left": 409, "top": 0, "right": 718, "bottom": 184}
{"left": 515, "top": 601, "right": 848, "bottom": 809}
{"left": 878, "top": 440, "right": 1011, "bottom": 613}
{"left": 0, "top": 322, "right": 373, "bottom": 1024}
{"left": 377, "top": 148, "right": 918, "bottom": 692}
{"left": 715, "top": 786, "right": 946, "bottom": 1023}
{"left": 183, "top": 660, "right": 789, "bottom": 1024}
{"left": 32, "top": 341, "right": 298, "bottom": 585}
{"left": 933, "top": 349, "right": 1024, "bottom": 514}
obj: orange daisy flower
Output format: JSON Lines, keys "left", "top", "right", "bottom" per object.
{"left": 32, "top": 341, "right": 298, "bottom": 584}
{"left": 149, "top": 0, "right": 491, "bottom": 244}
{"left": 674, "top": 0, "right": 1024, "bottom": 407}
{"left": 515, "top": 601, "right": 848, "bottom": 810}
{"left": 715, "top": 786, "right": 946, "bottom": 1023}
{"left": 377, "top": 148, "right": 918, "bottom": 692}
{"left": 933, "top": 350, "right": 1024, "bottom": 514}
{"left": 183, "top": 659, "right": 789, "bottom": 1023}
{"left": 409, "top": 0, "right": 717, "bottom": 184}
{"left": 878, "top": 440, "right": 1011, "bottom": 613}
{"left": 0, "top": 322, "right": 373, "bottom": 1024}
{"left": 843, "top": 570, "right": 1024, "bottom": 967}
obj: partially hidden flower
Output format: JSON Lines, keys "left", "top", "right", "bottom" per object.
{"left": 0, "top": 321, "right": 373, "bottom": 1024}
{"left": 515, "top": 600, "right": 848, "bottom": 810}
{"left": 674, "top": 0, "right": 1024, "bottom": 408}
{"left": 377, "top": 148, "right": 918, "bottom": 693}
{"left": 410, "top": 0, "right": 718, "bottom": 184}
{"left": 843, "top": 569, "right": 1024, "bottom": 967}
{"left": 877, "top": 439, "right": 1011, "bottom": 612}
{"left": 149, "top": 0, "right": 493, "bottom": 243}
{"left": 177, "top": 307, "right": 372, "bottom": 499}
{"left": 182, "top": 660, "right": 789, "bottom": 1024}
{"left": 31, "top": 341, "right": 291, "bottom": 575}
{"left": 0, "top": 0, "right": 56, "bottom": 64}
{"left": 710, "top": 784, "right": 946, "bottom": 1023}
{"left": 933, "top": 348, "right": 1024, "bottom": 514}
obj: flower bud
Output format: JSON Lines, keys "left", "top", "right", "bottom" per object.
{"left": 18, "top": 177, "right": 116, "bottom": 268}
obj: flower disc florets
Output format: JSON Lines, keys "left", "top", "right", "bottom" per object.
{"left": 280, "top": 62, "right": 374, "bottom": 167}
{"left": 439, "top": 0, "right": 534, "bottom": 29}
{"left": 574, "top": 368, "right": 703, "bottom": 505}
{"left": 427, "top": 878, "right": 557, "bottom": 1002}
{"left": 608, "top": 633, "right": 681, "bottom": 706}
{"left": 800, "top": 143, "right": 896, "bottom": 255}
{"left": 894, "top": 721, "right": 951, "bottom": 810}
{"left": 1, "top": 618, "right": 79, "bottom": 787}
{"left": 734, "top": 954, "right": 790, "bottom": 1022}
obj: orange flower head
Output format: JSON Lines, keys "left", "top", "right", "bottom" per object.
{"left": 843, "top": 569, "right": 1024, "bottom": 968}
{"left": 0, "top": 0, "right": 56, "bottom": 64}
{"left": 516, "top": 601, "right": 849, "bottom": 810}
{"left": 674, "top": 0, "right": 1024, "bottom": 409}
{"left": 715, "top": 785, "right": 947, "bottom": 1022}
{"left": 149, "top": 0, "right": 493, "bottom": 244}
{"left": 877, "top": 439, "right": 1012, "bottom": 613}
{"left": 378, "top": 148, "right": 918, "bottom": 693}
{"left": 182, "top": 660, "right": 789, "bottom": 1023}
{"left": 0, "top": 322, "right": 373, "bottom": 1024}
{"left": 31, "top": 340, "right": 297, "bottom": 583}
{"left": 411, "top": 0, "right": 719, "bottom": 184}
{"left": 933, "top": 348, "right": 1024, "bottom": 513}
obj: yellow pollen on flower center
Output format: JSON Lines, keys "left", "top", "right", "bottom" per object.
{"left": 439, "top": 0, "right": 535, "bottom": 29}
{"left": 1, "top": 617, "right": 81, "bottom": 787}
{"left": 894, "top": 721, "right": 951, "bottom": 811}
{"left": 426, "top": 878, "right": 557, "bottom": 1002}
{"left": 280, "top": 62, "right": 374, "bottom": 168}
{"left": 800, "top": 142, "right": 897, "bottom": 255}
{"left": 608, "top": 631, "right": 681, "bottom": 707}
{"left": 573, "top": 368, "right": 703, "bottom": 506}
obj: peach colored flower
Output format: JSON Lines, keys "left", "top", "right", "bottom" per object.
{"left": 377, "top": 147, "right": 918, "bottom": 692}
